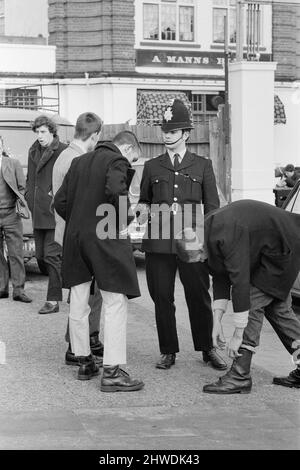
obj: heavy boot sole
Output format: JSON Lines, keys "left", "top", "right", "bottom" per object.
{"left": 65, "top": 360, "right": 80, "bottom": 366}
{"left": 78, "top": 370, "right": 100, "bottom": 381}
{"left": 100, "top": 383, "right": 145, "bottom": 392}
{"left": 203, "top": 388, "right": 251, "bottom": 394}
{"left": 203, "top": 360, "right": 227, "bottom": 370}
{"left": 272, "top": 379, "right": 300, "bottom": 388}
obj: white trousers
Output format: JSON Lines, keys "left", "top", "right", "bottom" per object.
{"left": 69, "top": 281, "right": 127, "bottom": 365}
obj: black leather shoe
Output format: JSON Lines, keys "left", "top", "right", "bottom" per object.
{"left": 65, "top": 345, "right": 103, "bottom": 367}
{"left": 90, "top": 332, "right": 104, "bottom": 358}
{"left": 203, "top": 348, "right": 227, "bottom": 370}
{"left": 38, "top": 302, "right": 59, "bottom": 314}
{"left": 0, "top": 292, "right": 9, "bottom": 299}
{"left": 101, "top": 365, "right": 144, "bottom": 392}
{"left": 155, "top": 353, "right": 176, "bottom": 370}
{"left": 273, "top": 368, "right": 300, "bottom": 388}
{"left": 13, "top": 293, "right": 32, "bottom": 303}
{"left": 78, "top": 354, "right": 100, "bottom": 380}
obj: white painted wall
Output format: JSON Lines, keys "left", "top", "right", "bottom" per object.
{"left": 229, "top": 61, "right": 277, "bottom": 204}
{"left": 0, "top": 44, "right": 55, "bottom": 73}
{"left": 4, "top": 0, "right": 48, "bottom": 38}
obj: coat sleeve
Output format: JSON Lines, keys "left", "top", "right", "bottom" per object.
{"left": 139, "top": 161, "right": 152, "bottom": 205}
{"left": 24, "top": 151, "right": 36, "bottom": 212}
{"left": 105, "top": 158, "right": 134, "bottom": 226}
{"left": 14, "top": 159, "right": 26, "bottom": 194}
{"left": 214, "top": 224, "right": 251, "bottom": 312}
{"left": 202, "top": 159, "right": 220, "bottom": 214}
{"left": 53, "top": 167, "right": 70, "bottom": 221}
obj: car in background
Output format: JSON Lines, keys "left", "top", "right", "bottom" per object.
{"left": 0, "top": 107, "right": 74, "bottom": 271}
{"left": 282, "top": 179, "right": 300, "bottom": 300}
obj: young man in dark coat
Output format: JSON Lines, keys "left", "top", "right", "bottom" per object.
{"left": 25, "top": 115, "right": 67, "bottom": 314}
{"left": 54, "top": 131, "right": 144, "bottom": 392}
{"left": 199, "top": 200, "right": 300, "bottom": 394}
{"left": 0, "top": 136, "right": 32, "bottom": 302}
{"left": 137, "top": 99, "right": 226, "bottom": 371}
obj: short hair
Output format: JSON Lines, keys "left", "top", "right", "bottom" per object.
{"left": 74, "top": 112, "right": 103, "bottom": 141}
{"left": 285, "top": 164, "right": 295, "bottom": 173}
{"left": 112, "top": 130, "right": 142, "bottom": 157}
{"left": 32, "top": 115, "right": 57, "bottom": 136}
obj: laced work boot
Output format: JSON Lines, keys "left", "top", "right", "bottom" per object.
{"left": 77, "top": 354, "right": 100, "bottom": 381}
{"left": 101, "top": 365, "right": 144, "bottom": 392}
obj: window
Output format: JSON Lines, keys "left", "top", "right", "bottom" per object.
{"left": 191, "top": 94, "right": 223, "bottom": 124}
{"left": 213, "top": 0, "right": 237, "bottom": 44}
{"left": 143, "top": 0, "right": 195, "bottom": 42}
{"left": 5, "top": 88, "right": 38, "bottom": 110}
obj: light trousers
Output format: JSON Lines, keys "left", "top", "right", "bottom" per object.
{"left": 69, "top": 280, "right": 127, "bottom": 365}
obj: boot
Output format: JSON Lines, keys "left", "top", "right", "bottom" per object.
{"left": 203, "top": 348, "right": 227, "bottom": 370}
{"left": 100, "top": 365, "right": 144, "bottom": 392}
{"left": 203, "top": 348, "right": 253, "bottom": 394}
{"left": 273, "top": 367, "right": 300, "bottom": 388}
{"left": 155, "top": 353, "right": 176, "bottom": 370}
{"left": 89, "top": 332, "right": 104, "bottom": 358}
{"left": 77, "top": 354, "right": 100, "bottom": 381}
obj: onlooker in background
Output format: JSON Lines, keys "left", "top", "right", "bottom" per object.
{"left": 283, "top": 164, "right": 300, "bottom": 188}
{"left": 25, "top": 115, "right": 67, "bottom": 314}
{"left": 52, "top": 112, "right": 104, "bottom": 366}
{"left": 0, "top": 136, "right": 32, "bottom": 303}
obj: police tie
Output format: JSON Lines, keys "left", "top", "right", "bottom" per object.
{"left": 173, "top": 153, "right": 180, "bottom": 170}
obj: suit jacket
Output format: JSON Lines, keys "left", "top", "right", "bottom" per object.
{"left": 25, "top": 136, "right": 67, "bottom": 229}
{"left": 139, "top": 150, "right": 219, "bottom": 253}
{"left": 0, "top": 154, "right": 27, "bottom": 207}
{"left": 205, "top": 200, "right": 300, "bottom": 312}
{"left": 52, "top": 141, "right": 84, "bottom": 245}
{"left": 54, "top": 142, "right": 140, "bottom": 298}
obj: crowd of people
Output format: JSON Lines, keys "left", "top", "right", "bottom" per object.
{"left": 0, "top": 99, "right": 300, "bottom": 394}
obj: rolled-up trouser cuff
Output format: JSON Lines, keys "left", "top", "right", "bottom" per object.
{"left": 241, "top": 343, "right": 256, "bottom": 353}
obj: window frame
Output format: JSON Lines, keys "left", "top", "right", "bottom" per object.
{"left": 141, "top": 0, "right": 196, "bottom": 44}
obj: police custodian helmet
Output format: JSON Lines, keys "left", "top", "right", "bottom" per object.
{"left": 161, "top": 98, "right": 194, "bottom": 132}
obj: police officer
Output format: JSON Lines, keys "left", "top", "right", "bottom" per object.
{"left": 138, "top": 99, "right": 227, "bottom": 370}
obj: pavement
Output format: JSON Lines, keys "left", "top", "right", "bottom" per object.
{"left": 0, "top": 254, "right": 299, "bottom": 451}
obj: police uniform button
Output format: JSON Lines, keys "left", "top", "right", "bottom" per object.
{"left": 174, "top": 184, "right": 178, "bottom": 188}
{"left": 175, "top": 172, "right": 179, "bottom": 176}
{"left": 173, "top": 197, "right": 178, "bottom": 202}
{"left": 155, "top": 179, "right": 158, "bottom": 183}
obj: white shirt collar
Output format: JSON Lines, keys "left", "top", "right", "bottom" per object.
{"left": 167, "top": 149, "right": 186, "bottom": 164}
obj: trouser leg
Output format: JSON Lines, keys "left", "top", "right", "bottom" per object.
{"left": 2, "top": 209, "right": 25, "bottom": 295}
{"left": 145, "top": 252, "right": 178, "bottom": 354}
{"left": 69, "top": 281, "right": 91, "bottom": 357}
{"left": 177, "top": 259, "right": 213, "bottom": 351}
{"left": 0, "top": 226, "right": 9, "bottom": 293}
{"left": 264, "top": 293, "right": 300, "bottom": 355}
{"left": 100, "top": 290, "right": 127, "bottom": 366}
{"left": 43, "top": 229, "right": 62, "bottom": 301}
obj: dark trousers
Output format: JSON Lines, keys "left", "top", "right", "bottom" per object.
{"left": 0, "top": 208, "right": 26, "bottom": 295}
{"left": 65, "top": 284, "right": 102, "bottom": 343}
{"left": 145, "top": 252, "right": 213, "bottom": 354}
{"left": 242, "top": 286, "right": 300, "bottom": 355}
{"left": 34, "top": 229, "right": 62, "bottom": 301}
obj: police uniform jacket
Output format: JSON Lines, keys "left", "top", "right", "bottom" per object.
{"left": 139, "top": 150, "right": 219, "bottom": 253}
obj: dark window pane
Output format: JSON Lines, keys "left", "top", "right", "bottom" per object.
{"left": 161, "top": 4, "right": 176, "bottom": 40}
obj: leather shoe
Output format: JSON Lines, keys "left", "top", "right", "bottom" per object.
{"left": 78, "top": 354, "right": 100, "bottom": 380}
{"left": 89, "top": 332, "right": 104, "bottom": 358}
{"left": 203, "top": 348, "right": 227, "bottom": 370}
{"left": 273, "top": 368, "right": 300, "bottom": 388}
{"left": 13, "top": 293, "right": 32, "bottom": 303}
{"left": 65, "top": 345, "right": 103, "bottom": 368}
{"left": 101, "top": 365, "right": 144, "bottom": 392}
{"left": 38, "top": 302, "right": 59, "bottom": 314}
{"left": 155, "top": 353, "right": 176, "bottom": 370}
{"left": 0, "top": 292, "right": 9, "bottom": 299}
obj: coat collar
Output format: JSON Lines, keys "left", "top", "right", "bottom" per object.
{"left": 159, "top": 150, "right": 195, "bottom": 172}
{"left": 30, "top": 136, "right": 60, "bottom": 173}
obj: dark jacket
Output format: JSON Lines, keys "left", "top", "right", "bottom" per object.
{"left": 205, "top": 200, "right": 300, "bottom": 312}
{"left": 25, "top": 136, "right": 67, "bottom": 229}
{"left": 285, "top": 171, "right": 300, "bottom": 188}
{"left": 54, "top": 142, "right": 140, "bottom": 298}
{"left": 139, "top": 150, "right": 219, "bottom": 253}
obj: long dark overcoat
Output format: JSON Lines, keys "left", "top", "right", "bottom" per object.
{"left": 205, "top": 199, "right": 300, "bottom": 312}
{"left": 139, "top": 151, "right": 219, "bottom": 253}
{"left": 25, "top": 137, "right": 67, "bottom": 229}
{"left": 54, "top": 142, "right": 140, "bottom": 299}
